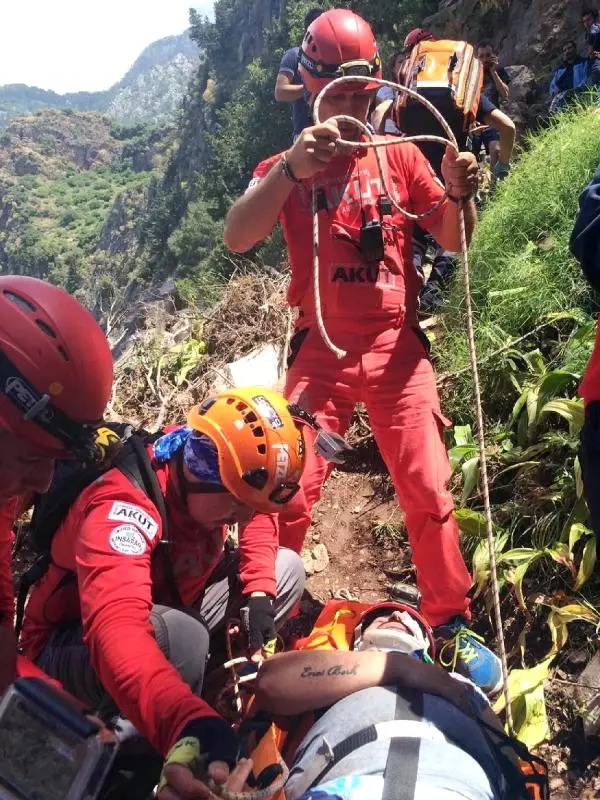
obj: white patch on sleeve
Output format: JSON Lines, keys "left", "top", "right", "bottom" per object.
{"left": 245, "top": 176, "right": 261, "bottom": 193}
{"left": 109, "top": 525, "right": 148, "bottom": 556}
{"left": 108, "top": 501, "right": 159, "bottom": 540}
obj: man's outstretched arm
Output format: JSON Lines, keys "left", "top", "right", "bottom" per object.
{"left": 256, "top": 649, "right": 474, "bottom": 715}
{"left": 224, "top": 122, "right": 341, "bottom": 253}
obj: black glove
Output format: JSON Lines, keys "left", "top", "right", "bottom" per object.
{"left": 245, "top": 595, "right": 276, "bottom": 653}
{"left": 179, "top": 716, "right": 240, "bottom": 767}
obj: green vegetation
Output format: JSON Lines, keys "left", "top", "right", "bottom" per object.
{"left": 436, "top": 104, "right": 600, "bottom": 626}
{"left": 439, "top": 104, "right": 600, "bottom": 422}
{"left": 0, "top": 113, "right": 173, "bottom": 296}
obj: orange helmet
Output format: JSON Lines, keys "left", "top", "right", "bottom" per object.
{"left": 187, "top": 387, "right": 306, "bottom": 514}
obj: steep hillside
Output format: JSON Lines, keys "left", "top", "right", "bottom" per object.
{"left": 0, "top": 109, "right": 175, "bottom": 297}
{"left": 0, "top": 32, "right": 199, "bottom": 128}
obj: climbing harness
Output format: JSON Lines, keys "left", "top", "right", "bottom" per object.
{"left": 311, "top": 75, "right": 514, "bottom": 734}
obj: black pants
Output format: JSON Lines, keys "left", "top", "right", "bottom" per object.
{"left": 579, "top": 400, "right": 600, "bottom": 547}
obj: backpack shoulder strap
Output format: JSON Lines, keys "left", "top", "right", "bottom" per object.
{"left": 117, "top": 434, "right": 182, "bottom": 609}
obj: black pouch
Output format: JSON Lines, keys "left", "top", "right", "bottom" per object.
{"left": 359, "top": 220, "right": 385, "bottom": 263}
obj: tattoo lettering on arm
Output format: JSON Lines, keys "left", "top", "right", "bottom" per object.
{"left": 300, "top": 663, "right": 360, "bottom": 679}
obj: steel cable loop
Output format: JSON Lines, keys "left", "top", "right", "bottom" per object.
{"left": 310, "top": 75, "right": 514, "bottom": 734}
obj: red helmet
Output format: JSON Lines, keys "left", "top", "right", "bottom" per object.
{"left": 298, "top": 9, "right": 382, "bottom": 97}
{"left": 0, "top": 276, "right": 113, "bottom": 457}
{"left": 403, "top": 28, "right": 434, "bottom": 53}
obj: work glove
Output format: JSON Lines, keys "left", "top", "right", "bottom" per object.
{"left": 244, "top": 595, "right": 277, "bottom": 655}
{"left": 157, "top": 716, "right": 239, "bottom": 795}
{"left": 492, "top": 160, "right": 511, "bottom": 182}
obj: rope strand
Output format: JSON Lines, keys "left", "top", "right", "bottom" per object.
{"left": 312, "top": 75, "right": 514, "bottom": 735}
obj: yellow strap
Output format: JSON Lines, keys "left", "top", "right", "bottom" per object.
{"left": 157, "top": 736, "right": 201, "bottom": 793}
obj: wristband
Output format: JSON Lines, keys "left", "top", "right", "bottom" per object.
{"left": 280, "top": 152, "right": 302, "bottom": 184}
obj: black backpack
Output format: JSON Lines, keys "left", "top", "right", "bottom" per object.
{"left": 15, "top": 423, "right": 182, "bottom": 637}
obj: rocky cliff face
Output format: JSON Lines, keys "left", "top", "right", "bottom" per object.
{"left": 0, "top": 32, "right": 199, "bottom": 128}
{"left": 429, "top": 0, "right": 585, "bottom": 126}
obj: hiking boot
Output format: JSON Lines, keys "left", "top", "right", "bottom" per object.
{"left": 434, "top": 617, "right": 503, "bottom": 696}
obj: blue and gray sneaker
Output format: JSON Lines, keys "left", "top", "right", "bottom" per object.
{"left": 434, "top": 617, "right": 503, "bottom": 696}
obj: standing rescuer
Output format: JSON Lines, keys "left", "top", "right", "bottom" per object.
{"left": 0, "top": 275, "right": 113, "bottom": 695}
{"left": 224, "top": 8, "right": 502, "bottom": 694}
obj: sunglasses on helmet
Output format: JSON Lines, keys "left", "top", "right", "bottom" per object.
{"left": 299, "top": 51, "right": 381, "bottom": 81}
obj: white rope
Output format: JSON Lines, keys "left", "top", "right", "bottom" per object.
{"left": 311, "top": 75, "right": 514, "bottom": 735}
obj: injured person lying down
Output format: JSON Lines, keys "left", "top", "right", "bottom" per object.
{"left": 252, "top": 599, "right": 548, "bottom": 800}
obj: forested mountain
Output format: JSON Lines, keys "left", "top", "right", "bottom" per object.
{"left": 0, "top": 32, "right": 199, "bottom": 128}
{"left": 0, "top": 0, "right": 584, "bottom": 313}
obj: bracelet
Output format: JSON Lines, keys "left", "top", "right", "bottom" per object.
{"left": 280, "top": 152, "right": 302, "bottom": 184}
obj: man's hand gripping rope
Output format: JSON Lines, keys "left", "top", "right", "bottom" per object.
{"left": 308, "top": 75, "right": 514, "bottom": 735}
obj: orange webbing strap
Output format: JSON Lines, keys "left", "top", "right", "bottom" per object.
{"left": 519, "top": 759, "right": 549, "bottom": 800}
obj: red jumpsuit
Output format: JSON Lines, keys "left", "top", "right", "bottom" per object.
{"left": 580, "top": 322, "right": 600, "bottom": 404}
{"left": 250, "top": 141, "right": 471, "bottom": 627}
{"left": 0, "top": 498, "right": 16, "bottom": 627}
{"left": 20, "top": 445, "right": 278, "bottom": 755}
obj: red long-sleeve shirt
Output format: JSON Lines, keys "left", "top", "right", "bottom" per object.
{"left": 21, "top": 451, "right": 278, "bottom": 755}
{"left": 0, "top": 498, "right": 17, "bottom": 628}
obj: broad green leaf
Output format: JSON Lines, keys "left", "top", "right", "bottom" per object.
{"left": 493, "top": 658, "right": 553, "bottom": 748}
{"left": 522, "top": 348, "right": 546, "bottom": 377}
{"left": 512, "top": 685, "right": 550, "bottom": 749}
{"left": 448, "top": 444, "right": 477, "bottom": 473}
{"left": 574, "top": 537, "right": 597, "bottom": 590}
{"left": 510, "top": 388, "right": 529, "bottom": 427}
{"left": 568, "top": 522, "right": 591, "bottom": 554}
{"left": 500, "top": 547, "right": 541, "bottom": 564}
{"left": 453, "top": 424, "right": 474, "bottom": 447}
{"left": 574, "top": 456, "right": 584, "bottom": 500}
{"left": 546, "top": 601, "right": 600, "bottom": 657}
{"left": 494, "top": 461, "right": 539, "bottom": 482}
{"left": 461, "top": 455, "right": 480, "bottom": 505}
{"left": 540, "top": 398, "right": 584, "bottom": 435}
{"left": 537, "top": 370, "right": 578, "bottom": 404}
{"left": 526, "top": 387, "right": 540, "bottom": 441}
{"left": 472, "top": 531, "right": 509, "bottom": 598}
{"left": 454, "top": 508, "right": 487, "bottom": 537}
{"left": 503, "top": 550, "right": 545, "bottom": 609}
{"left": 545, "top": 542, "right": 574, "bottom": 575}
{"left": 543, "top": 309, "right": 588, "bottom": 326}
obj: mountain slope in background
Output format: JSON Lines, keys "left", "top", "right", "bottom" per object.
{"left": 0, "top": 32, "right": 199, "bottom": 127}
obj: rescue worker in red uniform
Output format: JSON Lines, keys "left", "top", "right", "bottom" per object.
{"left": 570, "top": 162, "right": 600, "bottom": 555}
{"left": 0, "top": 275, "right": 113, "bottom": 695}
{"left": 225, "top": 8, "right": 502, "bottom": 694}
{"left": 20, "top": 387, "right": 307, "bottom": 800}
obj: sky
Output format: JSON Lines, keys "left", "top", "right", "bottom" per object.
{"left": 0, "top": 1, "right": 214, "bottom": 94}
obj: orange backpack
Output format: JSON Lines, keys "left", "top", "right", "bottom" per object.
{"left": 393, "top": 39, "right": 483, "bottom": 140}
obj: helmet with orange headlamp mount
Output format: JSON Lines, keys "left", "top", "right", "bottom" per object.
{"left": 184, "top": 387, "right": 353, "bottom": 514}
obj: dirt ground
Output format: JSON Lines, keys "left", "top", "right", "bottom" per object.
{"left": 301, "top": 460, "right": 600, "bottom": 800}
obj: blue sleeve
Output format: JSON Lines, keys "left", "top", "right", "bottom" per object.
{"left": 279, "top": 47, "right": 299, "bottom": 77}
{"left": 570, "top": 163, "right": 600, "bottom": 291}
{"left": 376, "top": 86, "right": 395, "bottom": 103}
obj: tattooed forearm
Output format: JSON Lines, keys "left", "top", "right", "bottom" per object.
{"left": 300, "top": 663, "right": 360, "bottom": 679}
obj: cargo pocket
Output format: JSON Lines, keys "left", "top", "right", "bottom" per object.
{"left": 287, "top": 327, "right": 310, "bottom": 370}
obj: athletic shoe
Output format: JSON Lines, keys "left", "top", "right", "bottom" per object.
{"left": 434, "top": 617, "right": 503, "bottom": 695}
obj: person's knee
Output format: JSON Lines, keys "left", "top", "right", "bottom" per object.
{"left": 273, "top": 548, "right": 306, "bottom": 622}
{"left": 150, "top": 605, "right": 210, "bottom": 694}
